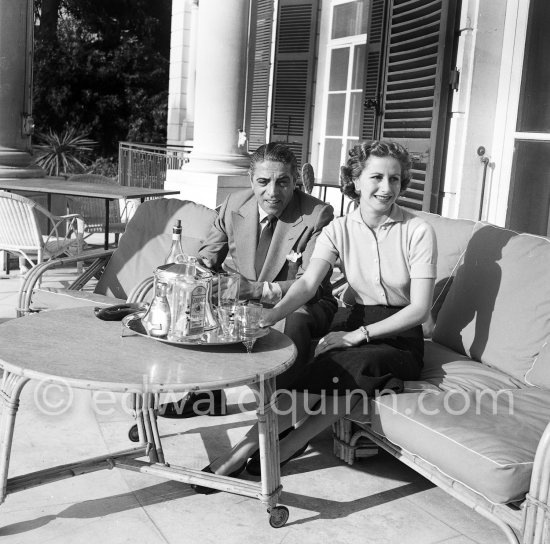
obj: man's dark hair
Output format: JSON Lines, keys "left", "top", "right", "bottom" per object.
{"left": 249, "top": 142, "right": 299, "bottom": 181}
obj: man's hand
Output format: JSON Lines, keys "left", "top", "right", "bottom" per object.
{"left": 238, "top": 276, "right": 264, "bottom": 300}
{"left": 314, "top": 330, "right": 364, "bottom": 357}
{"left": 208, "top": 271, "right": 262, "bottom": 302}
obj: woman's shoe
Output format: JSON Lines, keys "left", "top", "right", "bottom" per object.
{"left": 245, "top": 441, "right": 309, "bottom": 477}
{"left": 191, "top": 462, "right": 247, "bottom": 495}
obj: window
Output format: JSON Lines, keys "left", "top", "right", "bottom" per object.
{"left": 319, "top": 0, "right": 367, "bottom": 185}
{"left": 506, "top": 0, "right": 550, "bottom": 235}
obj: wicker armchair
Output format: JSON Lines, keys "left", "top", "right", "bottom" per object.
{"left": 65, "top": 174, "right": 128, "bottom": 244}
{"left": 0, "top": 190, "right": 83, "bottom": 277}
{"left": 17, "top": 198, "right": 217, "bottom": 317}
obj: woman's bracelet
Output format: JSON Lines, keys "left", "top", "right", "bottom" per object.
{"left": 359, "top": 325, "right": 371, "bottom": 343}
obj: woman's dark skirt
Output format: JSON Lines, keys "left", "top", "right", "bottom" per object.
{"left": 292, "top": 304, "right": 424, "bottom": 396}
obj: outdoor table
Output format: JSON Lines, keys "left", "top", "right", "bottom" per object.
{"left": 0, "top": 307, "right": 297, "bottom": 528}
{"left": 0, "top": 177, "right": 180, "bottom": 249}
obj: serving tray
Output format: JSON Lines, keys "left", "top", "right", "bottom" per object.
{"left": 121, "top": 311, "right": 269, "bottom": 346}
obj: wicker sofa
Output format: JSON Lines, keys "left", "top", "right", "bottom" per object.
{"left": 333, "top": 212, "right": 550, "bottom": 544}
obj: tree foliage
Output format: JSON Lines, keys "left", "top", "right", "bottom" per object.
{"left": 33, "top": 0, "right": 171, "bottom": 159}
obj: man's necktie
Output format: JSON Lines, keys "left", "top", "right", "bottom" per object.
{"left": 255, "top": 215, "right": 277, "bottom": 276}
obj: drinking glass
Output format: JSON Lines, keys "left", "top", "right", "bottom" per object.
{"left": 217, "top": 302, "right": 237, "bottom": 339}
{"left": 236, "top": 302, "right": 263, "bottom": 353}
{"left": 217, "top": 272, "right": 240, "bottom": 307}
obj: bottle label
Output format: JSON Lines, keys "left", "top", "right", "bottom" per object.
{"left": 188, "top": 285, "right": 206, "bottom": 335}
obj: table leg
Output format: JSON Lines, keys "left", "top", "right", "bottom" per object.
{"left": 146, "top": 393, "right": 165, "bottom": 464}
{"left": 104, "top": 200, "right": 110, "bottom": 250}
{"left": 131, "top": 393, "right": 147, "bottom": 444}
{"left": 0, "top": 370, "right": 29, "bottom": 505}
{"left": 252, "top": 377, "right": 289, "bottom": 527}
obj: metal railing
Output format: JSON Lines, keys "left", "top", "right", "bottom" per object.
{"left": 118, "top": 142, "right": 192, "bottom": 189}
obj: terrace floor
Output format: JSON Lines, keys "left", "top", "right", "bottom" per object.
{"left": 0, "top": 257, "right": 508, "bottom": 544}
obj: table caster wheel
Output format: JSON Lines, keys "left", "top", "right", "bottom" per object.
{"left": 128, "top": 424, "right": 139, "bottom": 442}
{"left": 268, "top": 506, "right": 289, "bottom": 528}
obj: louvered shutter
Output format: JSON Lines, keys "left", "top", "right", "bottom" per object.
{"left": 359, "top": 0, "right": 387, "bottom": 140}
{"left": 270, "top": 0, "right": 319, "bottom": 166}
{"left": 246, "top": 0, "right": 275, "bottom": 152}
{"left": 380, "top": 0, "right": 458, "bottom": 211}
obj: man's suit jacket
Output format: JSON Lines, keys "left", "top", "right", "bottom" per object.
{"left": 198, "top": 189, "right": 336, "bottom": 308}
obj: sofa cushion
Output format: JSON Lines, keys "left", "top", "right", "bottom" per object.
{"left": 95, "top": 199, "right": 217, "bottom": 299}
{"left": 371, "top": 387, "right": 550, "bottom": 504}
{"left": 409, "top": 340, "right": 527, "bottom": 392}
{"left": 413, "top": 212, "right": 477, "bottom": 321}
{"left": 31, "top": 289, "right": 125, "bottom": 312}
{"left": 433, "top": 224, "right": 550, "bottom": 387}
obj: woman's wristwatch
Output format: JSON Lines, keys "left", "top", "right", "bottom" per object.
{"left": 359, "top": 325, "right": 371, "bottom": 343}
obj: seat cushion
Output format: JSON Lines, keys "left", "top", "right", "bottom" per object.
{"left": 95, "top": 198, "right": 217, "bottom": 299}
{"left": 31, "top": 289, "right": 125, "bottom": 313}
{"left": 433, "top": 224, "right": 550, "bottom": 387}
{"left": 409, "top": 340, "right": 527, "bottom": 392}
{"left": 371, "top": 387, "right": 550, "bottom": 503}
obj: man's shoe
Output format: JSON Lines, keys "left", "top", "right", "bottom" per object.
{"left": 158, "top": 390, "right": 226, "bottom": 418}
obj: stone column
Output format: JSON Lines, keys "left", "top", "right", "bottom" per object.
{"left": 0, "top": 0, "right": 44, "bottom": 178}
{"left": 166, "top": 0, "right": 251, "bottom": 208}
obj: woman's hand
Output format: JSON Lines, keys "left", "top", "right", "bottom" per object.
{"left": 314, "top": 329, "right": 364, "bottom": 357}
{"left": 259, "top": 308, "right": 278, "bottom": 328}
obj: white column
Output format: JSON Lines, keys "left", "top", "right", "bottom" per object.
{"left": 187, "top": 0, "right": 251, "bottom": 173}
{"left": 166, "top": 0, "right": 252, "bottom": 208}
{"left": 0, "top": 0, "right": 43, "bottom": 178}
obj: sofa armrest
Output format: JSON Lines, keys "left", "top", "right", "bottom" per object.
{"left": 524, "top": 421, "right": 550, "bottom": 541}
{"left": 17, "top": 249, "right": 114, "bottom": 317}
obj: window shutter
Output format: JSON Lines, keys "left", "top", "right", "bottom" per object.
{"left": 360, "top": 0, "right": 387, "bottom": 141}
{"left": 270, "top": 0, "right": 319, "bottom": 166}
{"left": 246, "top": 0, "right": 275, "bottom": 152}
{"left": 380, "top": 0, "right": 459, "bottom": 211}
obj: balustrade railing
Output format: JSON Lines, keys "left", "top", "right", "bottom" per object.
{"left": 118, "top": 142, "right": 191, "bottom": 189}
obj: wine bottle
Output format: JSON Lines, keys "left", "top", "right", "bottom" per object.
{"left": 165, "top": 219, "right": 185, "bottom": 264}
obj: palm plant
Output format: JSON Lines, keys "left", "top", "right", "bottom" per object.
{"left": 33, "top": 128, "right": 96, "bottom": 176}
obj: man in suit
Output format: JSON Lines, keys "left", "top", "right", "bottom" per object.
{"left": 160, "top": 142, "right": 337, "bottom": 418}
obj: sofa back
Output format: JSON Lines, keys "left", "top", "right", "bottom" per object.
{"left": 413, "top": 212, "right": 478, "bottom": 321}
{"left": 95, "top": 198, "right": 217, "bottom": 300}
{"left": 431, "top": 222, "right": 550, "bottom": 389}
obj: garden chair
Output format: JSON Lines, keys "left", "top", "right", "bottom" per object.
{"left": 17, "top": 197, "right": 217, "bottom": 316}
{"left": 65, "top": 174, "right": 129, "bottom": 246}
{"left": 0, "top": 190, "right": 84, "bottom": 279}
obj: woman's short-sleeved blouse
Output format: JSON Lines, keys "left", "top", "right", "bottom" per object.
{"left": 312, "top": 205, "right": 437, "bottom": 306}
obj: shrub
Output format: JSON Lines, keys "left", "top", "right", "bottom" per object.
{"left": 87, "top": 156, "right": 119, "bottom": 178}
{"left": 33, "top": 128, "right": 96, "bottom": 176}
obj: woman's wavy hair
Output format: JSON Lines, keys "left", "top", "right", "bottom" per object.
{"left": 248, "top": 142, "right": 299, "bottom": 182}
{"left": 340, "top": 141, "right": 412, "bottom": 201}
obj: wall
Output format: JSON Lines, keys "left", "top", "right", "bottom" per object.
{"left": 440, "top": 0, "right": 507, "bottom": 221}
